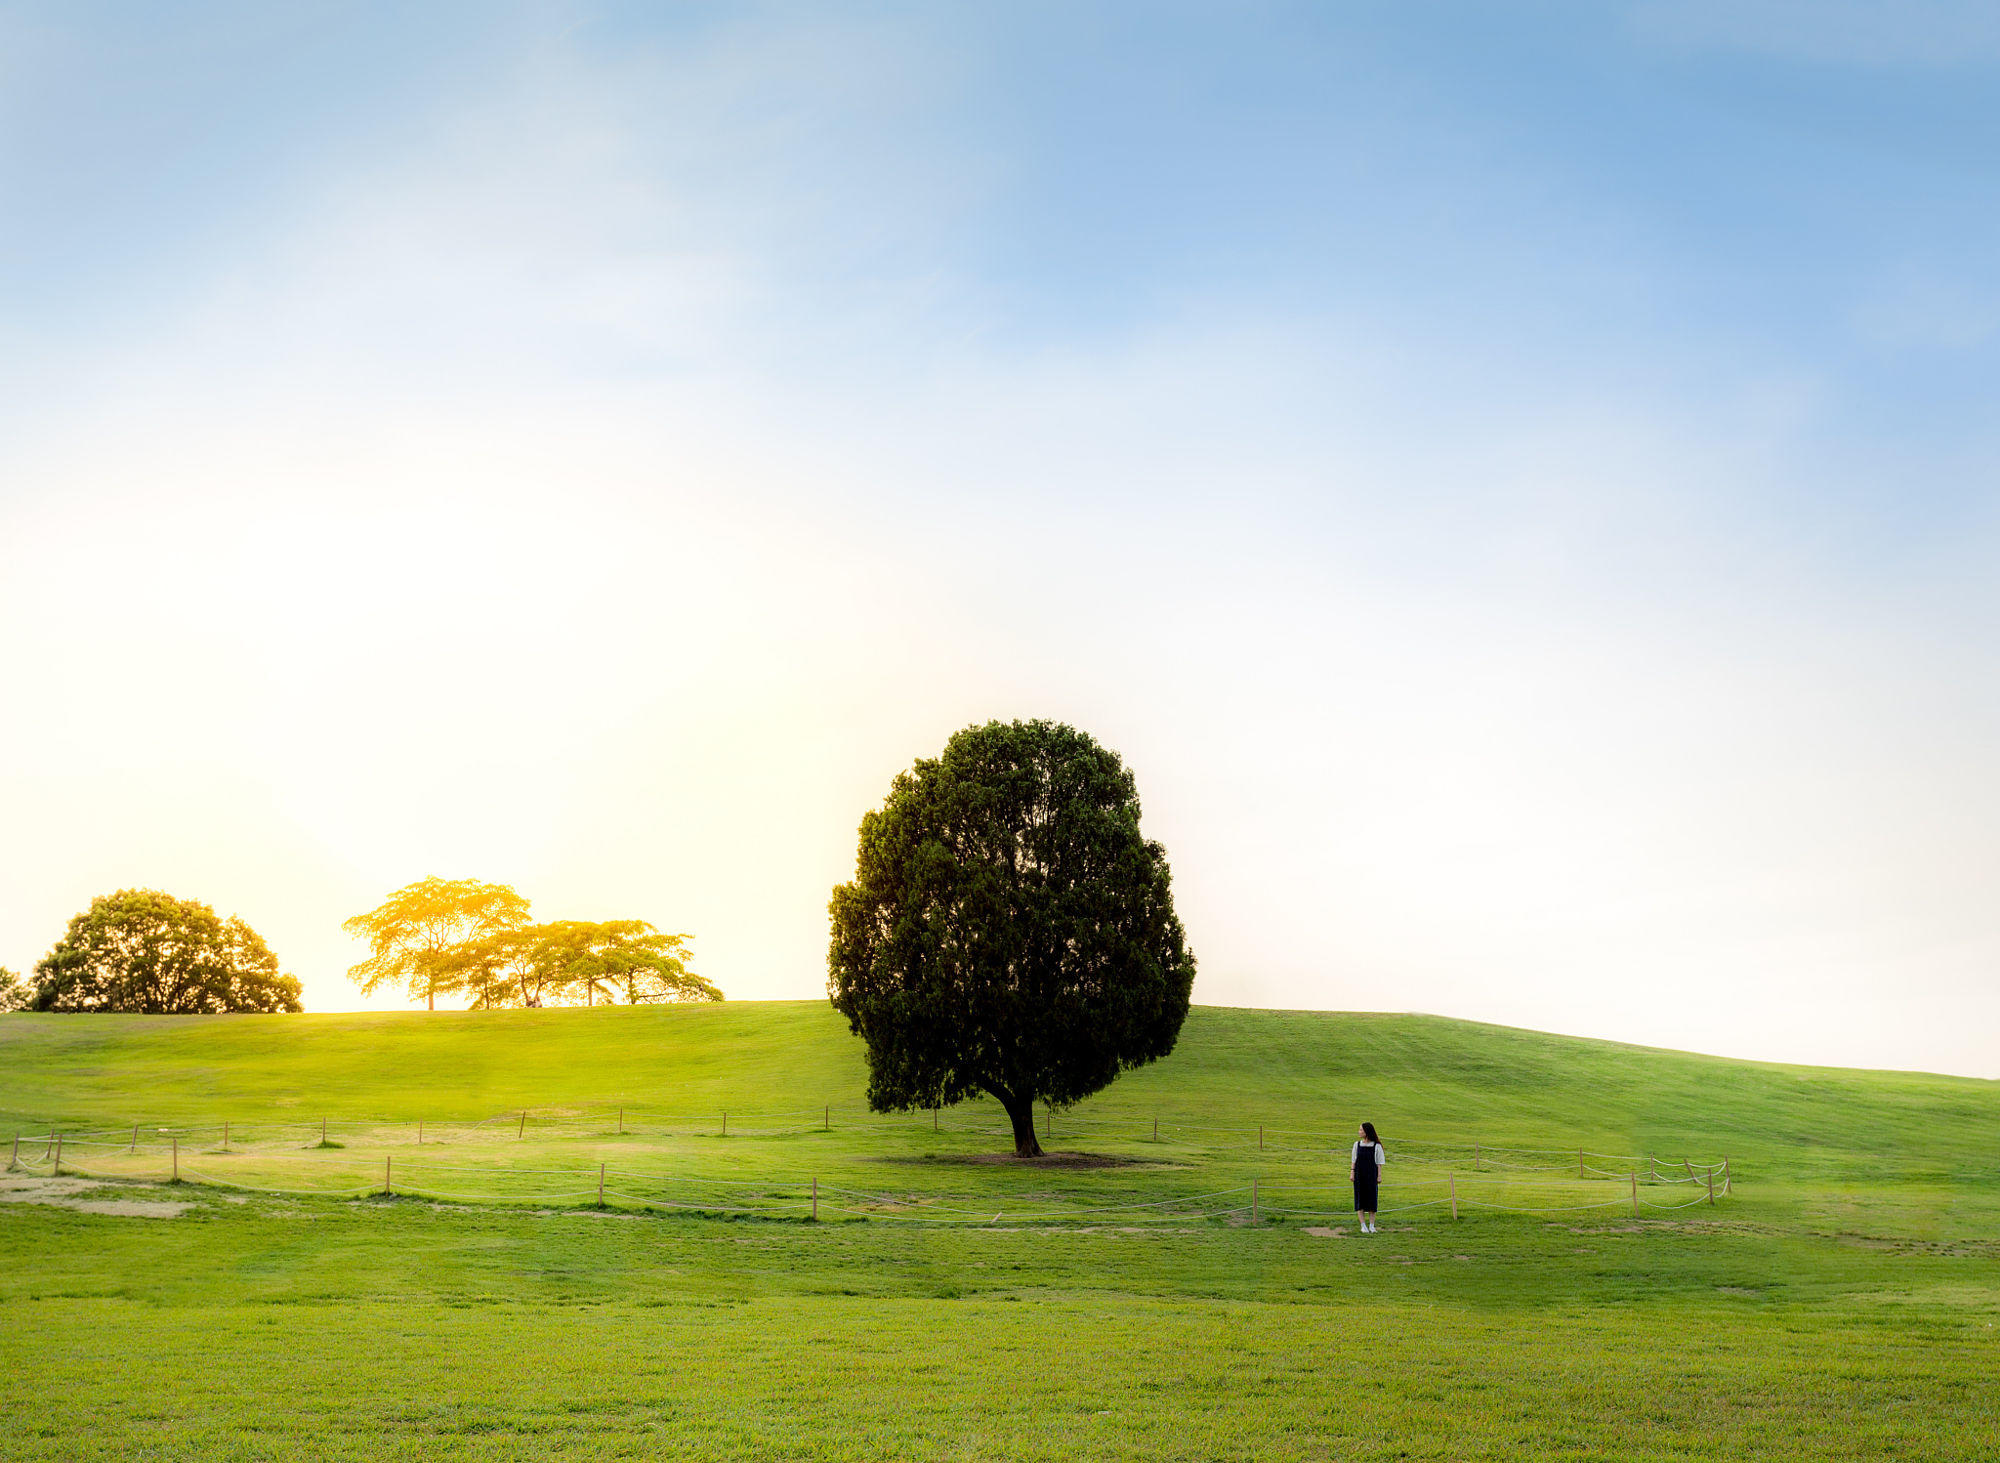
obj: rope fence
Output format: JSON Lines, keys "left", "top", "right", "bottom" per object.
{"left": 4, "top": 1124, "right": 1734, "bottom": 1226}
{"left": 0, "top": 1105, "right": 1733, "bottom": 1178}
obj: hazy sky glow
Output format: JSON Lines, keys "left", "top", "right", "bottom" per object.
{"left": 5, "top": 3, "right": 2000, "bottom": 1075}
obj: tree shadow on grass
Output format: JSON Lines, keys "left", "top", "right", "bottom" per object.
{"left": 870, "top": 1151, "right": 1185, "bottom": 1170}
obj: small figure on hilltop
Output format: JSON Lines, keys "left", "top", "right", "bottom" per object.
{"left": 1351, "top": 1121, "right": 1386, "bottom": 1233}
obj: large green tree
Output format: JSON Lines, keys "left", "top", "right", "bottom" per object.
{"left": 31, "top": 890, "right": 303, "bottom": 1014}
{"left": 0, "top": 966, "right": 32, "bottom": 1013}
{"left": 828, "top": 719, "right": 1195, "bottom": 1157}
{"left": 342, "top": 877, "right": 530, "bottom": 1010}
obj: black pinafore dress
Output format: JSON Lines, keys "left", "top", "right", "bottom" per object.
{"left": 1352, "top": 1140, "right": 1381, "bottom": 1212}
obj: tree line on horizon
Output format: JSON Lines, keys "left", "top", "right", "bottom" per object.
{"left": 342, "top": 877, "right": 720, "bottom": 1010}
{"left": 0, "top": 878, "right": 716, "bottom": 1014}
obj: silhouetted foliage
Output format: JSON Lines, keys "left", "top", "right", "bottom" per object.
{"left": 32, "top": 890, "right": 303, "bottom": 1014}
{"left": 828, "top": 719, "right": 1195, "bottom": 1156}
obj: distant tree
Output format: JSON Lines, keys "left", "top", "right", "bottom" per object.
{"left": 441, "top": 927, "right": 539, "bottom": 1010}
{"left": 0, "top": 966, "right": 31, "bottom": 1013}
{"left": 828, "top": 719, "right": 1195, "bottom": 1157}
{"left": 31, "top": 890, "right": 304, "bottom": 1014}
{"left": 342, "top": 877, "right": 530, "bottom": 1011}
{"left": 467, "top": 920, "right": 721, "bottom": 1008}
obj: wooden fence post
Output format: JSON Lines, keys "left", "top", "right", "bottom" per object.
{"left": 417, "top": 1119, "right": 423, "bottom": 1145}
{"left": 1258, "top": 1125, "right": 1264, "bottom": 1152}
{"left": 1251, "top": 1178, "right": 1259, "bottom": 1225}
{"left": 1449, "top": 1171, "right": 1458, "bottom": 1220}
{"left": 1152, "top": 1117, "right": 1158, "bottom": 1141}
{"left": 1044, "top": 1106, "right": 1051, "bottom": 1142}
{"left": 222, "top": 1122, "right": 230, "bottom": 1152}
{"left": 1706, "top": 1168, "right": 1715, "bottom": 1206}
{"left": 384, "top": 1156, "right": 392, "bottom": 1196}
{"left": 598, "top": 1163, "right": 606, "bottom": 1207}
{"left": 130, "top": 1124, "right": 139, "bottom": 1155}
{"left": 518, "top": 1111, "right": 526, "bottom": 1140}
{"left": 52, "top": 1136, "right": 62, "bottom": 1176}
{"left": 1630, "top": 1171, "right": 1639, "bottom": 1218}
{"left": 172, "top": 1137, "right": 179, "bottom": 1183}
{"left": 934, "top": 1106, "right": 939, "bottom": 1132}
{"left": 812, "top": 1176, "right": 818, "bottom": 1223}
{"left": 722, "top": 1111, "right": 728, "bottom": 1137}
{"left": 42, "top": 1132, "right": 53, "bottom": 1161}
{"left": 823, "top": 1105, "right": 829, "bottom": 1131}
{"left": 1473, "top": 1142, "right": 1480, "bottom": 1171}
{"left": 1684, "top": 1157, "right": 1693, "bottom": 1180}
{"left": 618, "top": 1106, "right": 625, "bottom": 1136}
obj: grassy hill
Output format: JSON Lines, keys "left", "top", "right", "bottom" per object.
{"left": 4, "top": 1003, "right": 1997, "bottom": 1461}
{"left": 3, "top": 1002, "right": 1994, "bottom": 1184}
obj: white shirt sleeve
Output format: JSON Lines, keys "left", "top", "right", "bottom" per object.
{"left": 1375, "top": 1143, "right": 1386, "bottom": 1168}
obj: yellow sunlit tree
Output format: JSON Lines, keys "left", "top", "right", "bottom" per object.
{"left": 497, "top": 919, "right": 719, "bottom": 1007}
{"left": 342, "top": 877, "right": 530, "bottom": 1011}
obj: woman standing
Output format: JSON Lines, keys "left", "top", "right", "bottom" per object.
{"left": 1350, "top": 1121, "right": 1386, "bottom": 1232}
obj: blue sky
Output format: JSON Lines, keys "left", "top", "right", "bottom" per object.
{"left": 4, "top": 3, "right": 1999, "bottom": 1073}
{"left": 10, "top": 2, "right": 1998, "bottom": 556}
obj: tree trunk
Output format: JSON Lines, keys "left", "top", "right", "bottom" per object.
{"left": 998, "top": 1090, "right": 1043, "bottom": 1159}
{"left": 427, "top": 987, "right": 435, "bottom": 1012}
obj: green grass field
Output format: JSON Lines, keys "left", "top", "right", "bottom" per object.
{"left": 3, "top": 1003, "right": 1997, "bottom": 1460}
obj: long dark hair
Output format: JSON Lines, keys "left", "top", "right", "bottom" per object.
{"left": 1360, "top": 1122, "right": 1380, "bottom": 1145}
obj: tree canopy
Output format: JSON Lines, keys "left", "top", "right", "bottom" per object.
{"left": 344, "top": 880, "right": 719, "bottom": 1009}
{"left": 342, "top": 877, "right": 531, "bottom": 1010}
{"left": 31, "top": 890, "right": 303, "bottom": 1014}
{"left": 459, "top": 919, "right": 720, "bottom": 1008}
{"left": 828, "top": 719, "right": 1195, "bottom": 1156}
{"left": 0, "top": 966, "right": 31, "bottom": 1013}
